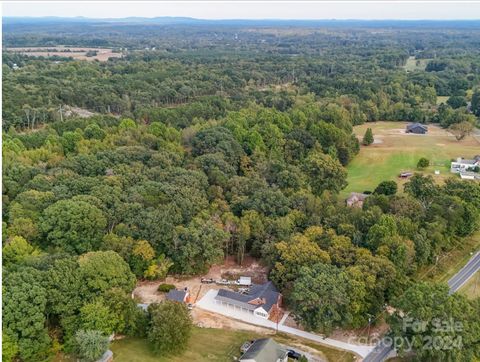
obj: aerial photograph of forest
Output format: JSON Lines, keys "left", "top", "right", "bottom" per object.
{"left": 2, "top": 1, "right": 480, "bottom": 362}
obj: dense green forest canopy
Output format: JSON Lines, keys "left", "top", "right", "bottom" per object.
{"left": 2, "top": 19, "right": 480, "bottom": 362}
{"left": 3, "top": 20, "right": 480, "bottom": 129}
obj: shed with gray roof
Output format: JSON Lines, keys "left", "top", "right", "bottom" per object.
{"left": 166, "top": 289, "right": 189, "bottom": 303}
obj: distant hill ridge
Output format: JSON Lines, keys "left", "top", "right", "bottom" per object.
{"left": 4, "top": 16, "right": 480, "bottom": 28}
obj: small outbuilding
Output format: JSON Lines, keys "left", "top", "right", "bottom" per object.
{"left": 166, "top": 288, "right": 189, "bottom": 303}
{"left": 399, "top": 172, "right": 413, "bottom": 178}
{"left": 346, "top": 192, "right": 369, "bottom": 208}
{"left": 406, "top": 123, "right": 428, "bottom": 134}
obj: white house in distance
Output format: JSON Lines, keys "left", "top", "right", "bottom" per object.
{"left": 451, "top": 156, "right": 480, "bottom": 177}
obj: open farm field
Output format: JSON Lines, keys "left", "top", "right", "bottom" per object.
{"left": 343, "top": 121, "right": 479, "bottom": 195}
{"left": 5, "top": 46, "right": 122, "bottom": 61}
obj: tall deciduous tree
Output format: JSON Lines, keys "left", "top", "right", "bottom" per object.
{"left": 79, "top": 299, "right": 117, "bottom": 336}
{"left": 3, "top": 268, "right": 51, "bottom": 362}
{"left": 78, "top": 251, "right": 136, "bottom": 295}
{"left": 290, "top": 263, "right": 352, "bottom": 334}
{"left": 303, "top": 151, "right": 347, "bottom": 195}
{"left": 389, "top": 282, "right": 480, "bottom": 361}
{"left": 147, "top": 301, "right": 192, "bottom": 354}
{"left": 449, "top": 121, "right": 474, "bottom": 141}
{"left": 374, "top": 180, "right": 398, "bottom": 195}
{"left": 40, "top": 199, "right": 107, "bottom": 254}
{"left": 2, "top": 235, "right": 40, "bottom": 268}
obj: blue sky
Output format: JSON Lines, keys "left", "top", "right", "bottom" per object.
{"left": 3, "top": 1, "right": 480, "bottom": 20}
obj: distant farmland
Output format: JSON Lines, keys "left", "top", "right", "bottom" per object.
{"left": 5, "top": 46, "right": 123, "bottom": 61}
{"left": 403, "top": 56, "right": 431, "bottom": 72}
{"left": 343, "top": 121, "right": 480, "bottom": 195}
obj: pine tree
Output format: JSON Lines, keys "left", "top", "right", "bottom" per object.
{"left": 362, "top": 128, "right": 374, "bottom": 146}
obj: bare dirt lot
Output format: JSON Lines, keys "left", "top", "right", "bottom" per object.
{"left": 192, "top": 308, "right": 273, "bottom": 333}
{"left": 133, "top": 255, "right": 268, "bottom": 305}
{"left": 6, "top": 46, "right": 123, "bottom": 61}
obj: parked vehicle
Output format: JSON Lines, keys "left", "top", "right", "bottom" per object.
{"left": 201, "top": 277, "right": 214, "bottom": 284}
{"left": 240, "top": 340, "right": 254, "bottom": 353}
{"left": 287, "top": 349, "right": 301, "bottom": 359}
{"left": 216, "top": 279, "right": 231, "bottom": 285}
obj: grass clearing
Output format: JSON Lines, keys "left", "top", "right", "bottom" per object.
{"left": 403, "top": 56, "right": 431, "bottom": 72}
{"left": 343, "top": 121, "right": 479, "bottom": 196}
{"left": 436, "top": 96, "right": 450, "bottom": 105}
{"left": 110, "top": 327, "right": 355, "bottom": 362}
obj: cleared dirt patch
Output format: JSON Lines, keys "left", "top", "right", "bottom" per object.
{"left": 192, "top": 308, "right": 274, "bottom": 333}
{"left": 133, "top": 255, "right": 269, "bottom": 304}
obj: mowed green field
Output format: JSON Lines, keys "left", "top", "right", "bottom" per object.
{"left": 343, "top": 122, "right": 480, "bottom": 196}
{"left": 110, "top": 327, "right": 355, "bottom": 362}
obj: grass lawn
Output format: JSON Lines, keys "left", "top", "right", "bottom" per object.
{"left": 110, "top": 327, "right": 355, "bottom": 362}
{"left": 436, "top": 95, "right": 450, "bottom": 105}
{"left": 343, "top": 121, "right": 479, "bottom": 196}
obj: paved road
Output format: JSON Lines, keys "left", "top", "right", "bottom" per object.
{"left": 448, "top": 251, "right": 480, "bottom": 294}
{"left": 363, "top": 250, "right": 480, "bottom": 362}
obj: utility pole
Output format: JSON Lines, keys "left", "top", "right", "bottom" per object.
{"left": 367, "top": 315, "right": 372, "bottom": 343}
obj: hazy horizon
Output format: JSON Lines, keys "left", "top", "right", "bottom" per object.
{"left": 3, "top": 1, "right": 480, "bottom": 21}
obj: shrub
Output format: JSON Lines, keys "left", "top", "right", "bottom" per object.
{"left": 157, "top": 283, "right": 175, "bottom": 293}
{"left": 74, "top": 330, "right": 109, "bottom": 362}
{"left": 417, "top": 157, "right": 430, "bottom": 169}
{"left": 374, "top": 180, "right": 398, "bottom": 195}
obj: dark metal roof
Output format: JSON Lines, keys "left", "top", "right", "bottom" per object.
{"left": 216, "top": 289, "right": 258, "bottom": 310}
{"left": 240, "top": 338, "right": 287, "bottom": 362}
{"left": 215, "top": 281, "right": 280, "bottom": 313}
{"left": 406, "top": 123, "right": 428, "bottom": 131}
{"left": 166, "top": 289, "right": 187, "bottom": 302}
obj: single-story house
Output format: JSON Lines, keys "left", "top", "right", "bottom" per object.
{"left": 406, "top": 123, "right": 428, "bottom": 134}
{"left": 214, "top": 281, "right": 281, "bottom": 320}
{"left": 166, "top": 288, "right": 189, "bottom": 303}
{"left": 451, "top": 156, "right": 480, "bottom": 174}
{"left": 346, "top": 192, "right": 369, "bottom": 208}
{"left": 239, "top": 338, "right": 288, "bottom": 362}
